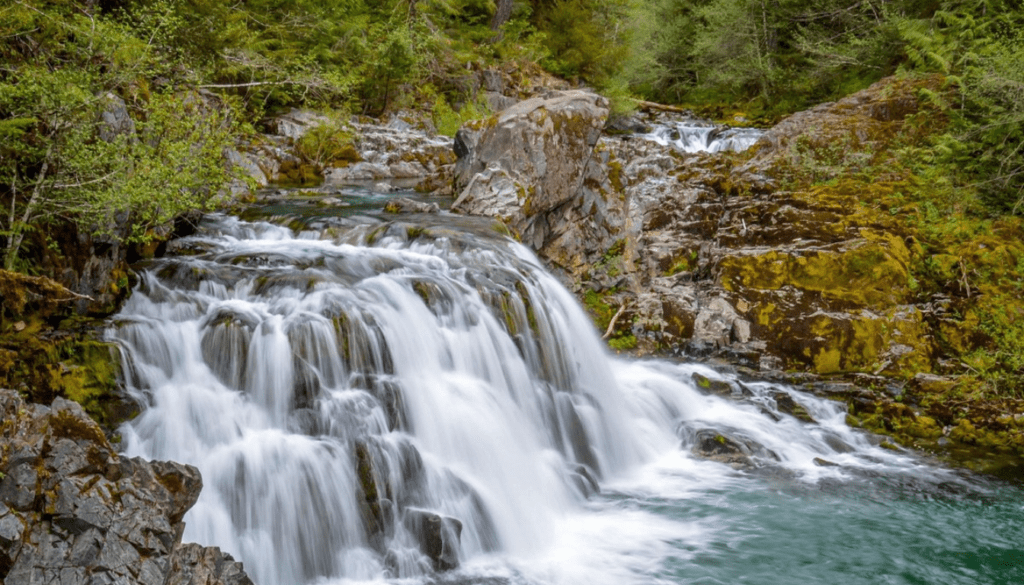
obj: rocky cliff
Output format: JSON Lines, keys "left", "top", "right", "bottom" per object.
{"left": 0, "top": 388, "right": 253, "bottom": 585}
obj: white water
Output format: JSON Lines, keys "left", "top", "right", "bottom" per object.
{"left": 112, "top": 213, "right": 948, "bottom": 585}
{"left": 642, "top": 120, "right": 763, "bottom": 153}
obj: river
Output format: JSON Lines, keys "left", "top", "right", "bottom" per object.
{"left": 107, "top": 183, "right": 1024, "bottom": 585}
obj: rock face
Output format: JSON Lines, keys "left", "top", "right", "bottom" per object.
{"left": 236, "top": 110, "right": 458, "bottom": 191}
{"left": 44, "top": 220, "right": 134, "bottom": 316}
{"left": 451, "top": 77, "right": 942, "bottom": 377}
{"left": 451, "top": 90, "right": 611, "bottom": 251}
{"left": 0, "top": 389, "right": 252, "bottom": 585}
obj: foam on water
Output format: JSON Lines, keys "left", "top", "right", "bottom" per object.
{"left": 642, "top": 120, "right": 763, "bottom": 153}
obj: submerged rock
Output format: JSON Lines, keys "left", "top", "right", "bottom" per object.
{"left": 686, "top": 428, "right": 779, "bottom": 469}
{"left": 0, "top": 389, "right": 252, "bottom": 585}
{"left": 403, "top": 508, "right": 463, "bottom": 572}
{"left": 384, "top": 197, "right": 441, "bottom": 214}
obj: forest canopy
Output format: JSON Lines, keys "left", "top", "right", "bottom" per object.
{"left": 2, "top": 0, "right": 1023, "bottom": 271}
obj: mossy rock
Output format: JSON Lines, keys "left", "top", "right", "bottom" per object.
{"left": 0, "top": 270, "right": 78, "bottom": 322}
{"left": 748, "top": 299, "right": 932, "bottom": 375}
{"left": 1, "top": 321, "right": 134, "bottom": 434}
{"left": 277, "top": 160, "right": 323, "bottom": 186}
{"left": 719, "top": 238, "right": 911, "bottom": 309}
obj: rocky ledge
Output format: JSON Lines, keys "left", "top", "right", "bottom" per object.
{"left": 0, "top": 388, "right": 252, "bottom": 585}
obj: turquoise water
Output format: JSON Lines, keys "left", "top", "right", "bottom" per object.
{"left": 595, "top": 470, "right": 1024, "bottom": 585}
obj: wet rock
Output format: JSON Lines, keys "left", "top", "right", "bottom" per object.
{"left": 690, "top": 372, "right": 734, "bottom": 398}
{"left": 322, "top": 121, "right": 456, "bottom": 187}
{"left": 200, "top": 309, "right": 256, "bottom": 390}
{"left": 384, "top": 197, "right": 441, "bottom": 214}
{"left": 771, "top": 391, "right": 816, "bottom": 423}
{"left": 568, "top": 464, "right": 600, "bottom": 498}
{"left": 687, "top": 428, "right": 779, "bottom": 468}
{"left": 355, "top": 439, "right": 389, "bottom": 551}
{"left": 0, "top": 389, "right": 253, "bottom": 585}
{"left": 813, "top": 457, "right": 840, "bottom": 467}
{"left": 403, "top": 508, "right": 463, "bottom": 572}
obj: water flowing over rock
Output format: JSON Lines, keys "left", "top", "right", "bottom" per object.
{"left": 640, "top": 118, "right": 762, "bottom": 154}
{"left": 325, "top": 118, "right": 456, "bottom": 186}
{"left": 0, "top": 388, "right": 252, "bottom": 585}
{"left": 105, "top": 209, "right": 1008, "bottom": 585}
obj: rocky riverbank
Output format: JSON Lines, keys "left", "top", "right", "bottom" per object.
{"left": 446, "top": 78, "right": 1024, "bottom": 478}
{"left": 0, "top": 388, "right": 251, "bottom": 584}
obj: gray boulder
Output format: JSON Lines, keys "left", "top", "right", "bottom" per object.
{"left": 402, "top": 508, "right": 462, "bottom": 572}
{"left": 97, "top": 93, "right": 136, "bottom": 143}
{"left": 267, "top": 108, "right": 329, "bottom": 140}
{"left": 452, "top": 90, "right": 610, "bottom": 240}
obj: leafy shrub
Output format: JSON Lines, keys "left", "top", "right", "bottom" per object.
{"left": 295, "top": 118, "right": 358, "bottom": 167}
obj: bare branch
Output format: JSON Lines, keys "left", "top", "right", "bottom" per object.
{"left": 602, "top": 303, "right": 629, "bottom": 340}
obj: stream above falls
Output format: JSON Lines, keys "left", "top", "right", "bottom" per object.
{"left": 109, "top": 191, "right": 1024, "bottom": 585}
{"left": 640, "top": 119, "right": 764, "bottom": 154}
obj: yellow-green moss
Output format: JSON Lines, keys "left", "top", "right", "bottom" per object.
{"left": 813, "top": 347, "right": 843, "bottom": 374}
{"left": 720, "top": 239, "right": 909, "bottom": 308}
{"left": 608, "top": 334, "right": 637, "bottom": 352}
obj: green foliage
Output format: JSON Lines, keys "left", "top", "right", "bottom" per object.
{"left": 608, "top": 334, "right": 637, "bottom": 351}
{"left": 295, "top": 115, "right": 358, "bottom": 167}
{"left": 432, "top": 94, "right": 490, "bottom": 136}
{"left": 894, "top": 1, "right": 1024, "bottom": 216}
{"left": 532, "top": 0, "right": 632, "bottom": 86}
{"left": 627, "top": 0, "right": 913, "bottom": 117}
{"left": 0, "top": 4, "right": 238, "bottom": 269}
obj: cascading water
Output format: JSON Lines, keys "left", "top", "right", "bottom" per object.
{"left": 112, "top": 204, "right": 1024, "bottom": 585}
{"left": 642, "top": 120, "right": 763, "bottom": 153}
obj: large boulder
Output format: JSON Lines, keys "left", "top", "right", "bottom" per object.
{"left": 0, "top": 389, "right": 252, "bottom": 585}
{"left": 97, "top": 93, "right": 136, "bottom": 143}
{"left": 451, "top": 90, "right": 610, "bottom": 243}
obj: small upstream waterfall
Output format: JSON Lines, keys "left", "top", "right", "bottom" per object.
{"left": 642, "top": 120, "right": 763, "bottom": 153}
{"left": 111, "top": 212, "right": 988, "bottom": 585}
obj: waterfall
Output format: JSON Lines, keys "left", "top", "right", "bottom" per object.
{"left": 112, "top": 212, "right": 959, "bottom": 585}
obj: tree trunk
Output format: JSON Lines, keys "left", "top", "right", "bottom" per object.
{"left": 4, "top": 143, "right": 52, "bottom": 271}
{"left": 490, "top": 0, "right": 514, "bottom": 31}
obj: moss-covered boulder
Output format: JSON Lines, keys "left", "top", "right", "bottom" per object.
{"left": 1, "top": 270, "right": 137, "bottom": 434}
